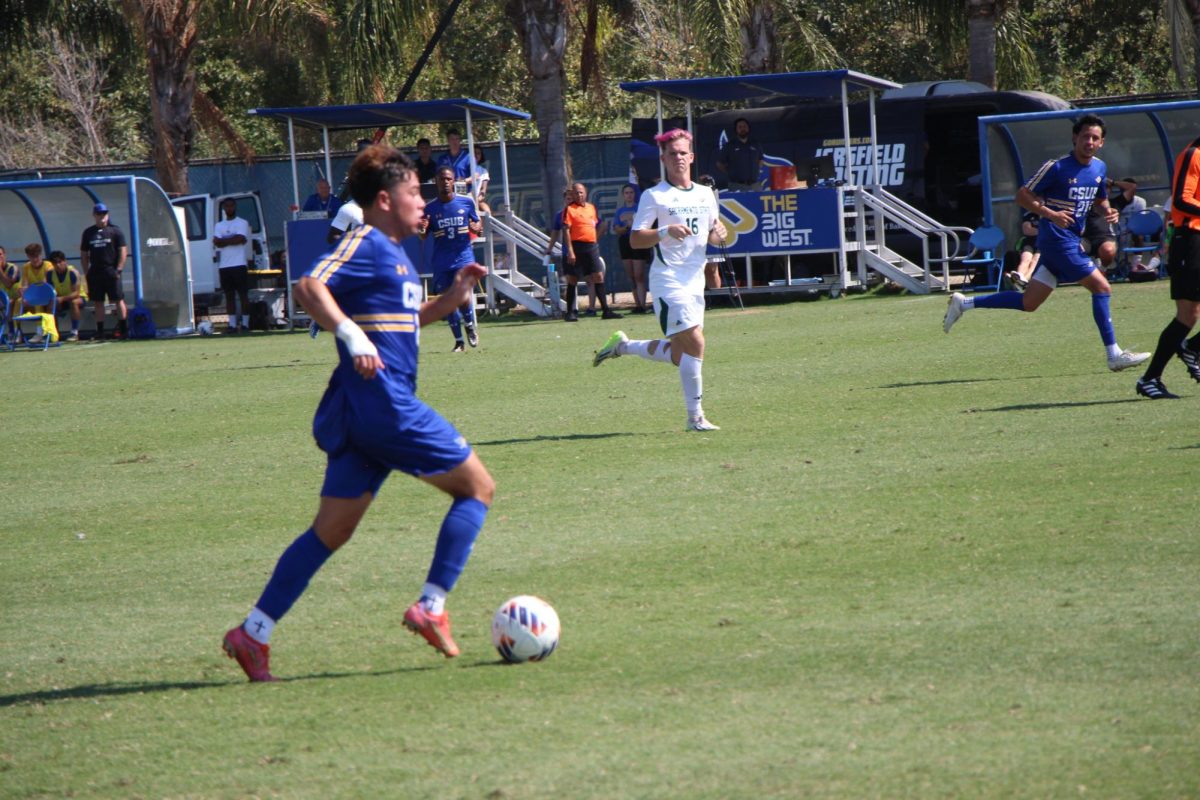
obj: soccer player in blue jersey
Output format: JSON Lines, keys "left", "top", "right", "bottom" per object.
{"left": 419, "top": 165, "right": 482, "bottom": 351}
{"left": 223, "top": 145, "right": 494, "bottom": 681}
{"left": 943, "top": 114, "right": 1149, "bottom": 373}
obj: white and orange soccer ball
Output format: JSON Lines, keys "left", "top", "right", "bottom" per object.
{"left": 491, "top": 595, "right": 560, "bottom": 663}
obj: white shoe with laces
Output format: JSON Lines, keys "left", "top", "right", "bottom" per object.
{"left": 1107, "top": 349, "right": 1150, "bottom": 372}
{"left": 686, "top": 415, "right": 720, "bottom": 432}
{"left": 943, "top": 292, "right": 966, "bottom": 334}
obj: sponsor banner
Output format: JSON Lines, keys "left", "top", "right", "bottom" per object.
{"left": 716, "top": 187, "right": 842, "bottom": 256}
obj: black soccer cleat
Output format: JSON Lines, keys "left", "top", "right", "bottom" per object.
{"left": 1136, "top": 377, "right": 1179, "bottom": 400}
{"left": 1176, "top": 346, "right": 1200, "bottom": 383}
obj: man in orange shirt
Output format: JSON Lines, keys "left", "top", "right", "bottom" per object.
{"left": 563, "top": 182, "right": 621, "bottom": 321}
{"left": 1135, "top": 135, "right": 1200, "bottom": 399}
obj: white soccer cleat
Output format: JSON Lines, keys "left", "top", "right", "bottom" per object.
{"left": 1107, "top": 349, "right": 1150, "bottom": 372}
{"left": 943, "top": 292, "right": 966, "bottom": 334}
{"left": 593, "top": 330, "right": 628, "bottom": 367}
{"left": 686, "top": 415, "right": 720, "bottom": 432}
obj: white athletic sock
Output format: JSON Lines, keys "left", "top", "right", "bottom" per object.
{"left": 420, "top": 582, "right": 447, "bottom": 614}
{"left": 244, "top": 607, "right": 275, "bottom": 644}
{"left": 1106, "top": 343, "right": 1122, "bottom": 358}
{"left": 624, "top": 339, "right": 673, "bottom": 363}
{"left": 962, "top": 296, "right": 975, "bottom": 310}
{"left": 679, "top": 353, "right": 703, "bottom": 416}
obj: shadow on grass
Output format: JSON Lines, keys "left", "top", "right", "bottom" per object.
{"left": 0, "top": 665, "right": 441, "bottom": 707}
{"left": 875, "top": 377, "right": 1009, "bottom": 389}
{"left": 968, "top": 398, "right": 1142, "bottom": 412}
{"left": 474, "top": 432, "right": 633, "bottom": 446}
{"left": 229, "top": 361, "right": 326, "bottom": 371}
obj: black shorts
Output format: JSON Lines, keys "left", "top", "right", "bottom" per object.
{"left": 564, "top": 241, "right": 602, "bottom": 278}
{"left": 1081, "top": 218, "right": 1115, "bottom": 256}
{"left": 219, "top": 265, "right": 250, "bottom": 296}
{"left": 1168, "top": 229, "right": 1200, "bottom": 301}
{"left": 618, "top": 234, "right": 652, "bottom": 262}
{"left": 86, "top": 268, "right": 124, "bottom": 303}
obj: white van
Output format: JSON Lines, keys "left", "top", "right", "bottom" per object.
{"left": 171, "top": 192, "right": 269, "bottom": 296}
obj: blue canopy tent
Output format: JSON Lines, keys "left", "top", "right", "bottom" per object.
{"left": 0, "top": 174, "right": 193, "bottom": 335}
{"left": 248, "top": 98, "right": 531, "bottom": 221}
{"left": 247, "top": 98, "right": 532, "bottom": 318}
{"left": 620, "top": 70, "right": 902, "bottom": 187}
{"left": 978, "top": 99, "right": 1200, "bottom": 250}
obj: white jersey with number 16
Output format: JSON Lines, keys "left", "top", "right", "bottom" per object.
{"left": 632, "top": 181, "right": 719, "bottom": 294}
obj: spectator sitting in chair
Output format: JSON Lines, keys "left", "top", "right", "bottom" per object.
{"left": 302, "top": 179, "right": 342, "bottom": 218}
{"left": 1006, "top": 211, "right": 1040, "bottom": 290}
{"left": 47, "top": 250, "right": 85, "bottom": 341}
{"left": 18, "top": 243, "right": 54, "bottom": 344}
{"left": 1110, "top": 177, "right": 1154, "bottom": 272}
{"left": 0, "top": 246, "right": 19, "bottom": 332}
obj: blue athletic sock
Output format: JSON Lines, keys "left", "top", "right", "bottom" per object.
{"left": 461, "top": 301, "right": 476, "bottom": 327}
{"left": 1092, "top": 293, "right": 1117, "bottom": 346}
{"left": 973, "top": 291, "right": 1026, "bottom": 310}
{"left": 255, "top": 528, "right": 333, "bottom": 621}
{"left": 446, "top": 308, "right": 462, "bottom": 341}
{"left": 425, "top": 497, "right": 488, "bottom": 593}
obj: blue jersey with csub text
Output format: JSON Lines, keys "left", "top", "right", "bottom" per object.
{"left": 1025, "top": 153, "right": 1107, "bottom": 249}
{"left": 423, "top": 195, "right": 479, "bottom": 275}
{"left": 307, "top": 225, "right": 425, "bottom": 455}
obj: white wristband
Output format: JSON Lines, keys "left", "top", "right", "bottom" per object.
{"left": 658, "top": 227, "right": 670, "bottom": 241}
{"left": 335, "top": 319, "right": 378, "bottom": 358}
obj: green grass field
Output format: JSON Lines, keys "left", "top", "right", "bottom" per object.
{"left": 2, "top": 283, "right": 1198, "bottom": 799}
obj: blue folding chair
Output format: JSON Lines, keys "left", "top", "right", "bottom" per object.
{"left": 11, "top": 283, "right": 59, "bottom": 350}
{"left": 1119, "top": 209, "right": 1164, "bottom": 279}
{"left": 961, "top": 225, "right": 1006, "bottom": 292}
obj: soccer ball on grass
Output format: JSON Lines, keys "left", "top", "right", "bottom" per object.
{"left": 491, "top": 595, "right": 560, "bottom": 663}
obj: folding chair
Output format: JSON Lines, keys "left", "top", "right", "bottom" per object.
{"left": 960, "top": 225, "right": 1006, "bottom": 292}
{"left": 1119, "top": 209, "right": 1164, "bottom": 280}
{"left": 11, "top": 283, "right": 59, "bottom": 350}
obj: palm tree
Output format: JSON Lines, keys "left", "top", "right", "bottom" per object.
{"left": 506, "top": 0, "right": 571, "bottom": 220}
{"left": 893, "top": 0, "right": 1036, "bottom": 90}
{"left": 1166, "top": 0, "right": 1200, "bottom": 91}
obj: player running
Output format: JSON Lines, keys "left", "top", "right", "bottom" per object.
{"left": 942, "top": 113, "right": 1148, "bottom": 373}
{"left": 592, "top": 128, "right": 727, "bottom": 431}
{"left": 223, "top": 146, "right": 494, "bottom": 681}
{"left": 419, "top": 165, "right": 482, "bottom": 352}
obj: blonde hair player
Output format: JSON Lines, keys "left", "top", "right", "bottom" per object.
{"left": 592, "top": 128, "right": 728, "bottom": 432}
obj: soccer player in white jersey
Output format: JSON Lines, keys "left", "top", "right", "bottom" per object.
{"left": 592, "top": 128, "right": 728, "bottom": 431}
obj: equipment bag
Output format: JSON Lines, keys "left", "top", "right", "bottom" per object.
{"left": 129, "top": 305, "right": 157, "bottom": 339}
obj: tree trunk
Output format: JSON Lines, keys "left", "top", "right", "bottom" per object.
{"left": 966, "top": 0, "right": 997, "bottom": 89}
{"left": 1192, "top": 0, "right": 1200, "bottom": 94}
{"left": 127, "top": 0, "right": 201, "bottom": 194}
{"left": 739, "top": 1, "right": 778, "bottom": 74}
{"left": 506, "top": 0, "right": 570, "bottom": 225}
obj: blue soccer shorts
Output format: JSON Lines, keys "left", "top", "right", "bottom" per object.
{"left": 320, "top": 399, "right": 472, "bottom": 498}
{"left": 1032, "top": 240, "right": 1096, "bottom": 287}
